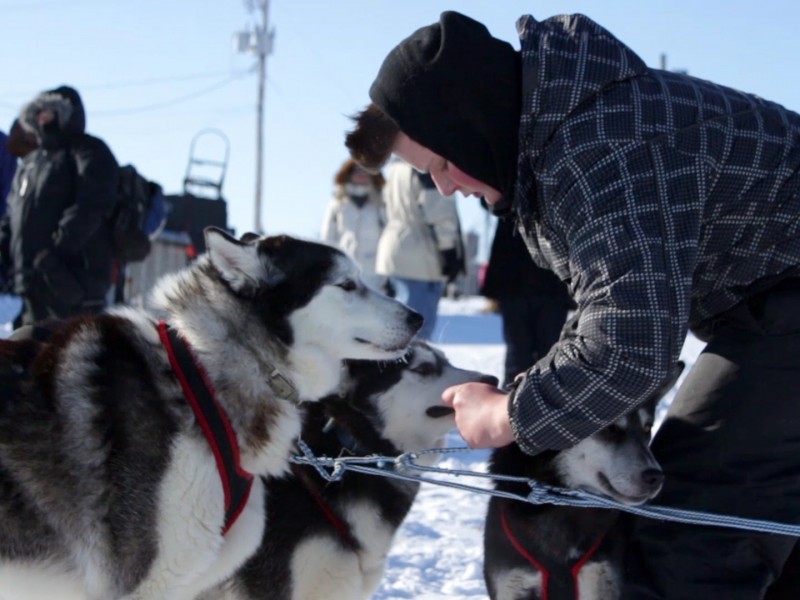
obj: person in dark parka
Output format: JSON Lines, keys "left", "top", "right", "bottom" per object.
{"left": 0, "top": 130, "right": 17, "bottom": 215}
{"left": 345, "top": 11, "right": 800, "bottom": 598}
{"left": 5, "top": 118, "right": 38, "bottom": 161}
{"left": 0, "top": 86, "right": 118, "bottom": 326}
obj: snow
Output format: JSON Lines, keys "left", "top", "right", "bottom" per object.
{"left": 0, "top": 294, "right": 704, "bottom": 599}
{"left": 0, "top": 295, "right": 20, "bottom": 336}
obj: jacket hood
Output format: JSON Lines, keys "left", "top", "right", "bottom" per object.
{"left": 334, "top": 184, "right": 383, "bottom": 204}
{"left": 20, "top": 85, "right": 86, "bottom": 144}
{"left": 516, "top": 14, "right": 648, "bottom": 161}
{"left": 369, "top": 11, "right": 521, "bottom": 204}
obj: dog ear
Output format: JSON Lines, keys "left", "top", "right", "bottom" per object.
{"left": 206, "top": 227, "right": 285, "bottom": 293}
{"left": 239, "top": 231, "right": 261, "bottom": 243}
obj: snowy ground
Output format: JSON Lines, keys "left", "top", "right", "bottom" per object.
{"left": 0, "top": 294, "right": 704, "bottom": 599}
{"left": 0, "top": 296, "right": 20, "bottom": 337}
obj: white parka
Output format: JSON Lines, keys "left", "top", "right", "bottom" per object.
{"left": 376, "top": 159, "right": 461, "bottom": 281}
{"left": 320, "top": 186, "right": 386, "bottom": 289}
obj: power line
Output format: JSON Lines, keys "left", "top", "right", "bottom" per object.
{"left": 81, "top": 69, "right": 253, "bottom": 91}
{"left": 91, "top": 72, "right": 253, "bottom": 117}
{"left": 1, "top": 0, "right": 106, "bottom": 10}
{"left": 0, "top": 69, "right": 252, "bottom": 102}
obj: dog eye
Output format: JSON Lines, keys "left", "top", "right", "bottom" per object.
{"left": 603, "top": 424, "right": 626, "bottom": 442}
{"left": 337, "top": 280, "right": 357, "bottom": 292}
{"left": 411, "top": 363, "right": 436, "bottom": 376}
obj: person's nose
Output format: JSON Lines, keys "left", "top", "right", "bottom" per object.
{"left": 430, "top": 172, "right": 458, "bottom": 196}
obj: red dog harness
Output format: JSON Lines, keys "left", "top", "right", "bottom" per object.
{"left": 158, "top": 320, "right": 254, "bottom": 535}
{"left": 500, "top": 504, "right": 605, "bottom": 600}
{"left": 305, "top": 484, "right": 357, "bottom": 547}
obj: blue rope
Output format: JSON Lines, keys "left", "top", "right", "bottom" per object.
{"left": 292, "top": 441, "right": 800, "bottom": 538}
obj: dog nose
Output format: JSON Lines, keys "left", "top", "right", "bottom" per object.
{"left": 426, "top": 405, "right": 455, "bottom": 418}
{"left": 480, "top": 375, "right": 499, "bottom": 387}
{"left": 406, "top": 310, "right": 424, "bottom": 332}
{"left": 641, "top": 468, "right": 665, "bottom": 490}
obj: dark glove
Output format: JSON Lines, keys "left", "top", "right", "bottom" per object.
{"left": 33, "top": 249, "right": 84, "bottom": 309}
{"left": 440, "top": 248, "right": 462, "bottom": 283}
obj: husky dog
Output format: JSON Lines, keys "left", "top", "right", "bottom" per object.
{"left": 0, "top": 228, "right": 422, "bottom": 600}
{"left": 205, "top": 341, "right": 498, "bottom": 600}
{"left": 483, "top": 364, "right": 683, "bottom": 600}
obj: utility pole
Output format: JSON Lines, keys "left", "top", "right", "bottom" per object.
{"left": 235, "top": 0, "right": 275, "bottom": 233}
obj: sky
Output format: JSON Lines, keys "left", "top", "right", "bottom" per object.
{"left": 2, "top": 0, "right": 800, "bottom": 260}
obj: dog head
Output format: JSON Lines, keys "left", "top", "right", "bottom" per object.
{"left": 555, "top": 400, "right": 662, "bottom": 505}
{"left": 204, "top": 228, "right": 423, "bottom": 362}
{"left": 554, "top": 362, "right": 683, "bottom": 505}
{"left": 321, "top": 341, "right": 498, "bottom": 462}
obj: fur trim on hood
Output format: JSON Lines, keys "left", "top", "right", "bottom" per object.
{"left": 20, "top": 85, "right": 86, "bottom": 142}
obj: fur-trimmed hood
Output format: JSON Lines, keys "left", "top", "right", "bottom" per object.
{"left": 332, "top": 184, "right": 383, "bottom": 205}
{"left": 19, "top": 85, "right": 86, "bottom": 145}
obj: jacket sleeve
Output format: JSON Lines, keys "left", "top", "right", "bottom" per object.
{"left": 0, "top": 213, "right": 10, "bottom": 270}
{"left": 51, "top": 137, "right": 119, "bottom": 255}
{"left": 0, "top": 135, "right": 16, "bottom": 204}
{"left": 320, "top": 199, "right": 340, "bottom": 246}
{"left": 416, "top": 175, "right": 460, "bottom": 251}
{"left": 509, "top": 142, "right": 690, "bottom": 456}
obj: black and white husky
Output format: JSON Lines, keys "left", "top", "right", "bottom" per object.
{"left": 205, "top": 341, "right": 498, "bottom": 600}
{"left": 483, "top": 364, "right": 683, "bottom": 600}
{"left": 0, "top": 228, "right": 422, "bottom": 600}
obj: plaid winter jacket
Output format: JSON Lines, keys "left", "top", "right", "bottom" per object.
{"left": 508, "top": 14, "right": 800, "bottom": 456}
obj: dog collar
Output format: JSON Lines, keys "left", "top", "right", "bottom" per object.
{"left": 499, "top": 503, "right": 605, "bottom": 600}
{"left": 157, "top": 320, "right": 254, "bottom": 536}
{"left": 321, "top": 417, "right": 366, "bottom": 455}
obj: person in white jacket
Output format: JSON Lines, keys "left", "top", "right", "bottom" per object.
{"left": 320, "top": 159, "right": 387, "bottom": 290}
{"left": 378, "top": 158, "right": 464, "bottom": 340}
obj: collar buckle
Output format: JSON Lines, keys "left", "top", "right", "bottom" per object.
{"left": 269, "top": 368, "right": 299, "bottom": 404}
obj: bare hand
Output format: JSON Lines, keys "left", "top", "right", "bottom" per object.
{"left": 441, "top": 382, "right": 515, "bottom": 449}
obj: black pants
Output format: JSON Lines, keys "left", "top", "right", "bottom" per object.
{"left": 499, "top": 294, "right": 568, "bottom": 387}
{"left": 625, "top": 283, "right": 800, "bottom": 599}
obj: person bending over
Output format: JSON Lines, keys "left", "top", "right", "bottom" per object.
{"left": 345, "top": 11, "right": 800, "bottom": 599}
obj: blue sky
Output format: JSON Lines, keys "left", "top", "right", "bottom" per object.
{"left": 2, "top": 0, "right": 799, "bottom": 260}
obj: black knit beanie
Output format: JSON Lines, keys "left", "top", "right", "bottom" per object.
{"left": 369, "top": 11, "right": 521, "bottom": 205}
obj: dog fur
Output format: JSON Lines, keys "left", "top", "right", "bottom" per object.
{"left": 483, "top": 364, "right": 683, "bottom": 600}
{"left": 205, "top": 341, "right": 498, "bottom": 600}
{"left": 0, "top": 228, "right": 422, "bottom": 600}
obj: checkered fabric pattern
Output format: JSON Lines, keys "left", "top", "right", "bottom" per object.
{"left": 509, "top": 14, "right": 800, "bottom": 455}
